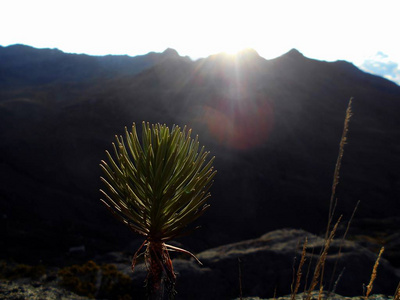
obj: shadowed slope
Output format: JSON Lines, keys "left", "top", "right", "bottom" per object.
{"left": 0, "top": 47, "right": 400, "bottom": 265}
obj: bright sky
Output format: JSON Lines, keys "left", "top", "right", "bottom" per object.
{"left": 1, "top": 0, "right": 399, "bottom": 84}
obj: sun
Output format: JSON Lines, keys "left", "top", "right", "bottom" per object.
{"left": 180, "top": 40, "right": 255, "bottom": 60}
{"left": 218, "top": 41, "right": 251, "bottom": 56}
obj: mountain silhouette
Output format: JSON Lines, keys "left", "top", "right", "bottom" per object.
{"left": 0, "top": 44, "right": 185, "bottom": 90}
{"left": 1, "top": 45, "right": 399, "bottom": 264}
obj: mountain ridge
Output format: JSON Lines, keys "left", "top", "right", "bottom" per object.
{"left": 2, "top": 44, "right": 397, "bottom": 88}
{"left": 0, "top": 44, "right": 189, "bottom": 90}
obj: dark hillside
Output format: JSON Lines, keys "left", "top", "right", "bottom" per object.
{"left": 0, "top": 46, "right": 399, "bottom": 265}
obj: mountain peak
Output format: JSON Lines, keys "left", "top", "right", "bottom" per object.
{"left": 162, "top": 48, "right": 180, "bottom": 57}
{"left": 237, "top": 48, "right": 260, "bottom": 58}
{"left": 284, "top": 48, "right": 304, "bottom": 58}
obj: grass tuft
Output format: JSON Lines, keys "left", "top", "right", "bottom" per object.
{"left": 58, "top": 260, "right": 132, "bottom": 299}
{"left": 0, "top": 261, "right": 45, "bottom": 281}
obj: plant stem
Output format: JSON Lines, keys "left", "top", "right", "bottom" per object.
{"left": 146, "top": 241, "right": 176, "bottom": 300}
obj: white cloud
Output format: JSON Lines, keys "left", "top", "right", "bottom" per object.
{"left": 360, "top": 52, "right": 400, "bottom": 85}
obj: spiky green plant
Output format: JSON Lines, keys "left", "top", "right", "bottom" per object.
{"left": 100, "top": 122, "right": 216, "bottom": 299}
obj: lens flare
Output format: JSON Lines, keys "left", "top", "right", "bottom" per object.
{"left": 190, "top": 50, "right": 275, "bottom": 150}
{"left": 201, "top": 95, "right": 274, "bottom": 150}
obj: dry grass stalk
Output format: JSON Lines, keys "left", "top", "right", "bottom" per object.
{"left": 318, "top": 98, "right": 353, "bottom": 298}
{"left": 328, "top": 200, "right": 360, "bottom": 294}
{"left": 330, "top": 267, "right": 345, "bottom": 295}
{"left": 318, "top": 285, "right": 324, "bottom": 300}
{"left": 306, "top": 216, "right": 342, "bottom": 300}
{"left": 319, "top": 216, "right": 342, "bottom": 292}
{"left": 303, "top": 246, "right": 315, "bottom": 294}
{"left": 325, "top": 98, "right": 353, "bottom": 240}
{"left": 393, "top": 282, "right": 400, "bottom": 300}
{"left": 364, "top": 247, "right": 384, "bottom": 300}
{"left": 291, "top": 238, "right": 308, "bottom": 300}
{"left": 238, "top": 258, "right": 243, "bottom": 300}
{"left": 291, "top": 240, "right": 301, "bottom": 295}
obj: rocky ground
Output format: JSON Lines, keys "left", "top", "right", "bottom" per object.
{"left": 0, "top": 279, "right": 90, "bottom": 300}
{"left": 1, "top": 229, "right": 399, "bottom": 300}
{"left": 237, "top": 293, "right": 396, "bottom": 300}
{"left": 0, "top": 280, "right": 396, "bottom": 300}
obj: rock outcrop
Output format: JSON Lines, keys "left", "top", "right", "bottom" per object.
{"left": 119, "top": 229, "right": 400, "bottom": 300}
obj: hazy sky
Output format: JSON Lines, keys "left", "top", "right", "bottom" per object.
{"left": 1, "top": 0, "right": 399, "bottom": 84}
